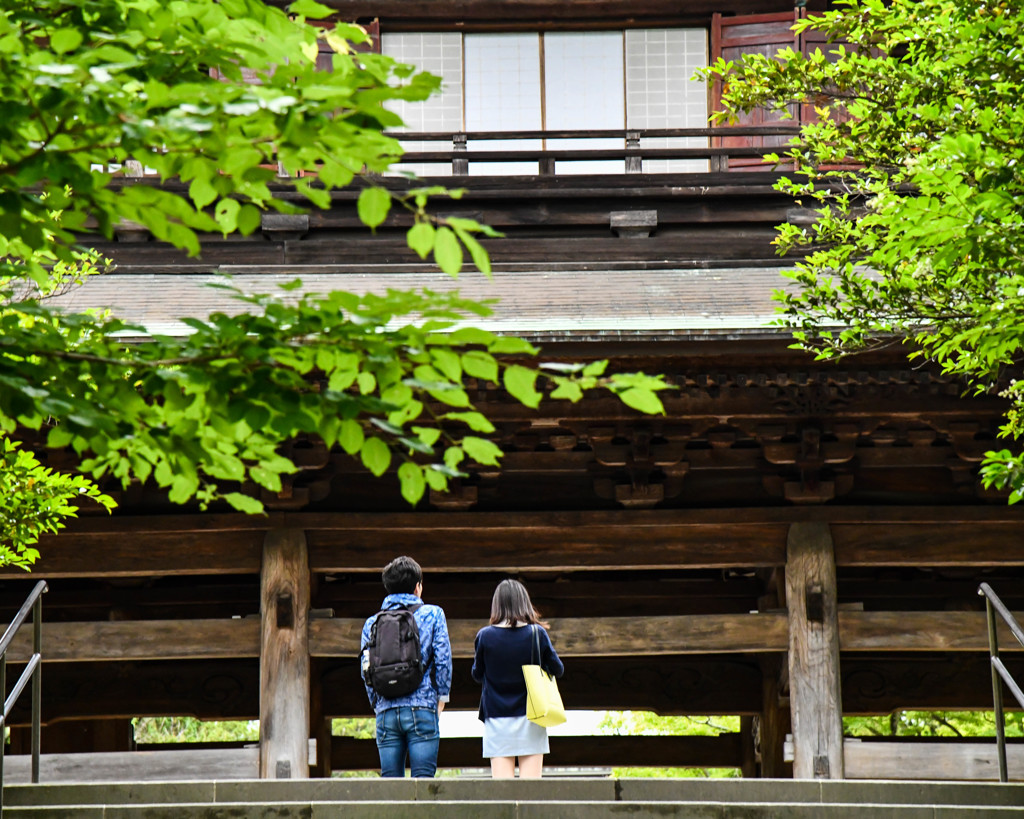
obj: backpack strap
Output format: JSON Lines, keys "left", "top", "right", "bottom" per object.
{"left": 400, "top": 604, "right": 437, "bottom": 689}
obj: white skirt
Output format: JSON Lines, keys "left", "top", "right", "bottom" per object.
{"left": 482, "top": 716, "right": 550, "bottom": 758}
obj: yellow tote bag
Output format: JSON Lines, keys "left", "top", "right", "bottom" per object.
{"left": 523, "top": 626, "right": 566, "bottom": 727}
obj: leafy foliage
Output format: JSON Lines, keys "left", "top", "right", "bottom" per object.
{"left": 132, "top": 716, "right": 259, "bottom": 744}
{"left": 598, "top": 711, "right": 741, "bottom": 778}
{"left": 703, "top": 0, "right": 1024, "bottom": 498}
{"left": 0, "top": 436, "right": 115, "bottom": 569}
{"left": 844, "top": 710, "right": 1024, "bottom": 739}
{"left": 0, "top": 0, "right": 671, "bottom": 562}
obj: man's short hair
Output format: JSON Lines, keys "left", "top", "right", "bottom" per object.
{"left": 382, "top": 556, "right": 423, "bottom": 594}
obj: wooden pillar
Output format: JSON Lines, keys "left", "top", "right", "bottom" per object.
{"left": 785, "top": 522, "right": 844, "bottom": 779}
{"left": 739, "top": 715, "right": 757, "bottom": 777}
{"left": 758, "top": 655, "right": 792, "bottom": 778}
{"left": 260, "top": 528, "right": 311, "bottom": 779}
{"left": 309, "top": 659, "right": 333, "bottom": 779}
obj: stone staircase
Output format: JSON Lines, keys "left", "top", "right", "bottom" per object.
{"left": 4, "top": 778, "right": 1024, "bottom": 817}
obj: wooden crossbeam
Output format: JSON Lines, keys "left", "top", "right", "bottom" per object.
{"left": 844, "top": 739, "right": 1024, "bottom": 781}
{"left": 19, "top": 508, "right": 1024, "bottom": 578}
{"left": 6, "top": 611, "right": 1022, "bottom": 664}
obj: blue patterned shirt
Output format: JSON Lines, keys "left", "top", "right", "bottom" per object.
{"left": 360, "top": 593, "right": 453, "bottom": 714}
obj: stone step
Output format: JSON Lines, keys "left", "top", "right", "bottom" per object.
{"left": 4, "top": 800, "right": 1024, "bottom": 819}
{"left": 4, "top": 778, "right": 1024, "bottom": 809}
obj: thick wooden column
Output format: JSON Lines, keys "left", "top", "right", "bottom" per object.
{"left": 309, "top": 660, "right": 333, "bottom": 779}
{"left": 259, "top": 529, "right": 310, "bottom": 779}
{"left": 758, "top": 655, "right": 792, "bottom": 778}
{"left": 785, "top": 522, "right": 844, "bottom": 779}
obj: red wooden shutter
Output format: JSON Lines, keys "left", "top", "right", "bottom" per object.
{"left": 710, "top": 11, "right": 801, "bottom": 171}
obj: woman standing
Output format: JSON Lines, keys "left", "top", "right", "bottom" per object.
{"left": 472, "top": 578, "right": 564, "bottom": 778}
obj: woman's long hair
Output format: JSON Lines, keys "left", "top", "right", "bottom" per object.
{"left": 489, "top": 578, "right": 548, "bottom": 627}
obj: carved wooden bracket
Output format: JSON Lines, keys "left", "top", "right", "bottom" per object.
{"left": 590, "top": 428, "right": 688, "bottom": 508}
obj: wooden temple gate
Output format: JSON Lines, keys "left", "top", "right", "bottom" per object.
{"left": 2, "top": 0, "right": 1024, "bottom": 783}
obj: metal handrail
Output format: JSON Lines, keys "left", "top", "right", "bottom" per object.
{"left": 978, "top": 582, "right": 1024, "bottom": 783}
{"left": 0, "top": 579, "right": 47, "bottom": 812}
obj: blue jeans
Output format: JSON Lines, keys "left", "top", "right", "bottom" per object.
{"left": 375, "top": 706, "right": 440, "bottom": 778}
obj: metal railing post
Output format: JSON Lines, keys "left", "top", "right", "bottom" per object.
{"left": 985, "top": 595, "right": 1009, "bottom": 783}
{"left": 0, "top": 653, "right": 6, "bottom": 813}
{"left": 31, "top": 594, "right": 42, "bottom": 785}
{"left": 0, "top": 580, "right": 48, "bottom": 806}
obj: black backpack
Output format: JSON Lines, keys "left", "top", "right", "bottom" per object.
{"left": 363, "top": 604, "right": 429, "bottom": 698}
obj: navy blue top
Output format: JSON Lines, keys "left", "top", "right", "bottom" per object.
{"left": 471, "top": 624, "right": 564, "bottom": 721}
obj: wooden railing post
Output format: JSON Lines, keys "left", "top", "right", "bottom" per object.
{"left": 625, "top": 130, "right": 642, "bottom": 173}
{"left": 260, "top": 528, "right": 311, "bottom": 779}
{"left": 452, "top": 133, "right": 468, "bottom": 175}
{"left": 785, "top": 522, "right": 844, "bottom": 779}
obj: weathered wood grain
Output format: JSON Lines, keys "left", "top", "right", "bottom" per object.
{"left": 259, "top": 529, "right": 310, "bottom": 779}
{"left": 309, "top": 613, "right": 790, "bottom": 658}
{"left": 13, "top": 509, "right": 1024, "bottom": 583}
{"left": 3, "top": 611, "right": 1022, "bottom": 664}
{"left": 844, "top": 739, "right": 1024, "bottom": 781}
{"left": 832, "top": 524, "right": 1024, "bottom": 567}
{"left": 786, "top": 522, "right": 844, "bottom": 780}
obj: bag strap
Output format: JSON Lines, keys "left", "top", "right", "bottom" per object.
{"left": 402, "top": 603, "right": 436, "bottom": 686}
{"left": 531, "top": 624, "right": 542, "bottom": 667}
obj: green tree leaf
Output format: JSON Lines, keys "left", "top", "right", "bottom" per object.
{"left": 360, "top": 436, "right": 391, "bottom": 476}
{"left": 398, "top": 461, "right": 426, "bottom": 504}
{"left": 357, "top": 187, "right": 392, "bottom": 230}
{"left": 504, "top": 365, "right": 542, "bottom": 409}
{"left": 433, "top": 226, "right": 463, "bottom": 276}
{"left": 407, "top": 222, "right": 435, "bottom": 259}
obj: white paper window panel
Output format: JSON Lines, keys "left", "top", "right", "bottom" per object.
{"left": 543, "top": 32, "right": 625, "bottom": 175}
{"left": 382, "top": 33, "right": 463, "bottom": 177}
{"left": 465, "top": 34, "right": 542, "bottom": 175}
{"left": 625, "top": 29, "right": 709, "bottom": 173}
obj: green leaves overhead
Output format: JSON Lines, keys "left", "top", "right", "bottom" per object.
{"left": 705, "top": 0, "right": 1024, "bottom": 501}
{"left": 0, "top": 0, "right": 675, "bottom": 533}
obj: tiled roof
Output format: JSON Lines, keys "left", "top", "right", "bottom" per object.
{"left": 50, "top": 266, "right": 797, "bottom": 340}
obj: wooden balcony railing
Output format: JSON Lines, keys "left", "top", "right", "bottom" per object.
{"left": 386, "top": 125, "right": 801, "bottom": 175}
{"left": 105, "top": 125, "right": 801, "bottom": 179}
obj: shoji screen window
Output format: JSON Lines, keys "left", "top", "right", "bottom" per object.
{"left": 543, "top": 32, "right": 625, "bottom": 175}
{"left": 381, "top": 33, "right": 463, "bottom": 177}
{"left": 625, "top": 29, "right": 708, "bottom": 173}
{"left": 382, "top": 29, "right": 708, "bottom": 177}
{"left": 464, "top": 34, "right": 543, "bottom": 175}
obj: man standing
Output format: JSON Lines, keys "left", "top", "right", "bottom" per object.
{"left": 361, "top": 555, "right": 452, "bottom": 777}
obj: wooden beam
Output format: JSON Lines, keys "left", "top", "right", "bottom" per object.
{"left": 832, "top": 524, "right": 1024, "bottom": 567}
{"left": 311, "top": 613, "right": 790, "bottom": 657}
{"left": 4, "top": 619, "right": 260, "bottom": 662}
{"left": 786, "top": 522, "right": 844, "bottom": 780}
{"left": 839, "top": 612, "right": 1024, "bottom": 652}
{"left": 8, "top": 530, "right": 264, "bottom": 577}
{"left": 259, "top": 529, "right": 311, "bottom": 780}
{"left": 4, "top": 611, "right": 1023, "bottom": 664}
{"left": 19, "top": 508, "right": 1024, "bottom": 578}
{"left": 275, "top": 0, "right": 821, "bottom": 26}
{"left": 844, "top": 739, "right": 1024, "bottom": 781}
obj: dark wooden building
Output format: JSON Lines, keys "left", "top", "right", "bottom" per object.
{"left": 3, "top": 0, "right": 1022, "bottom": 782}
